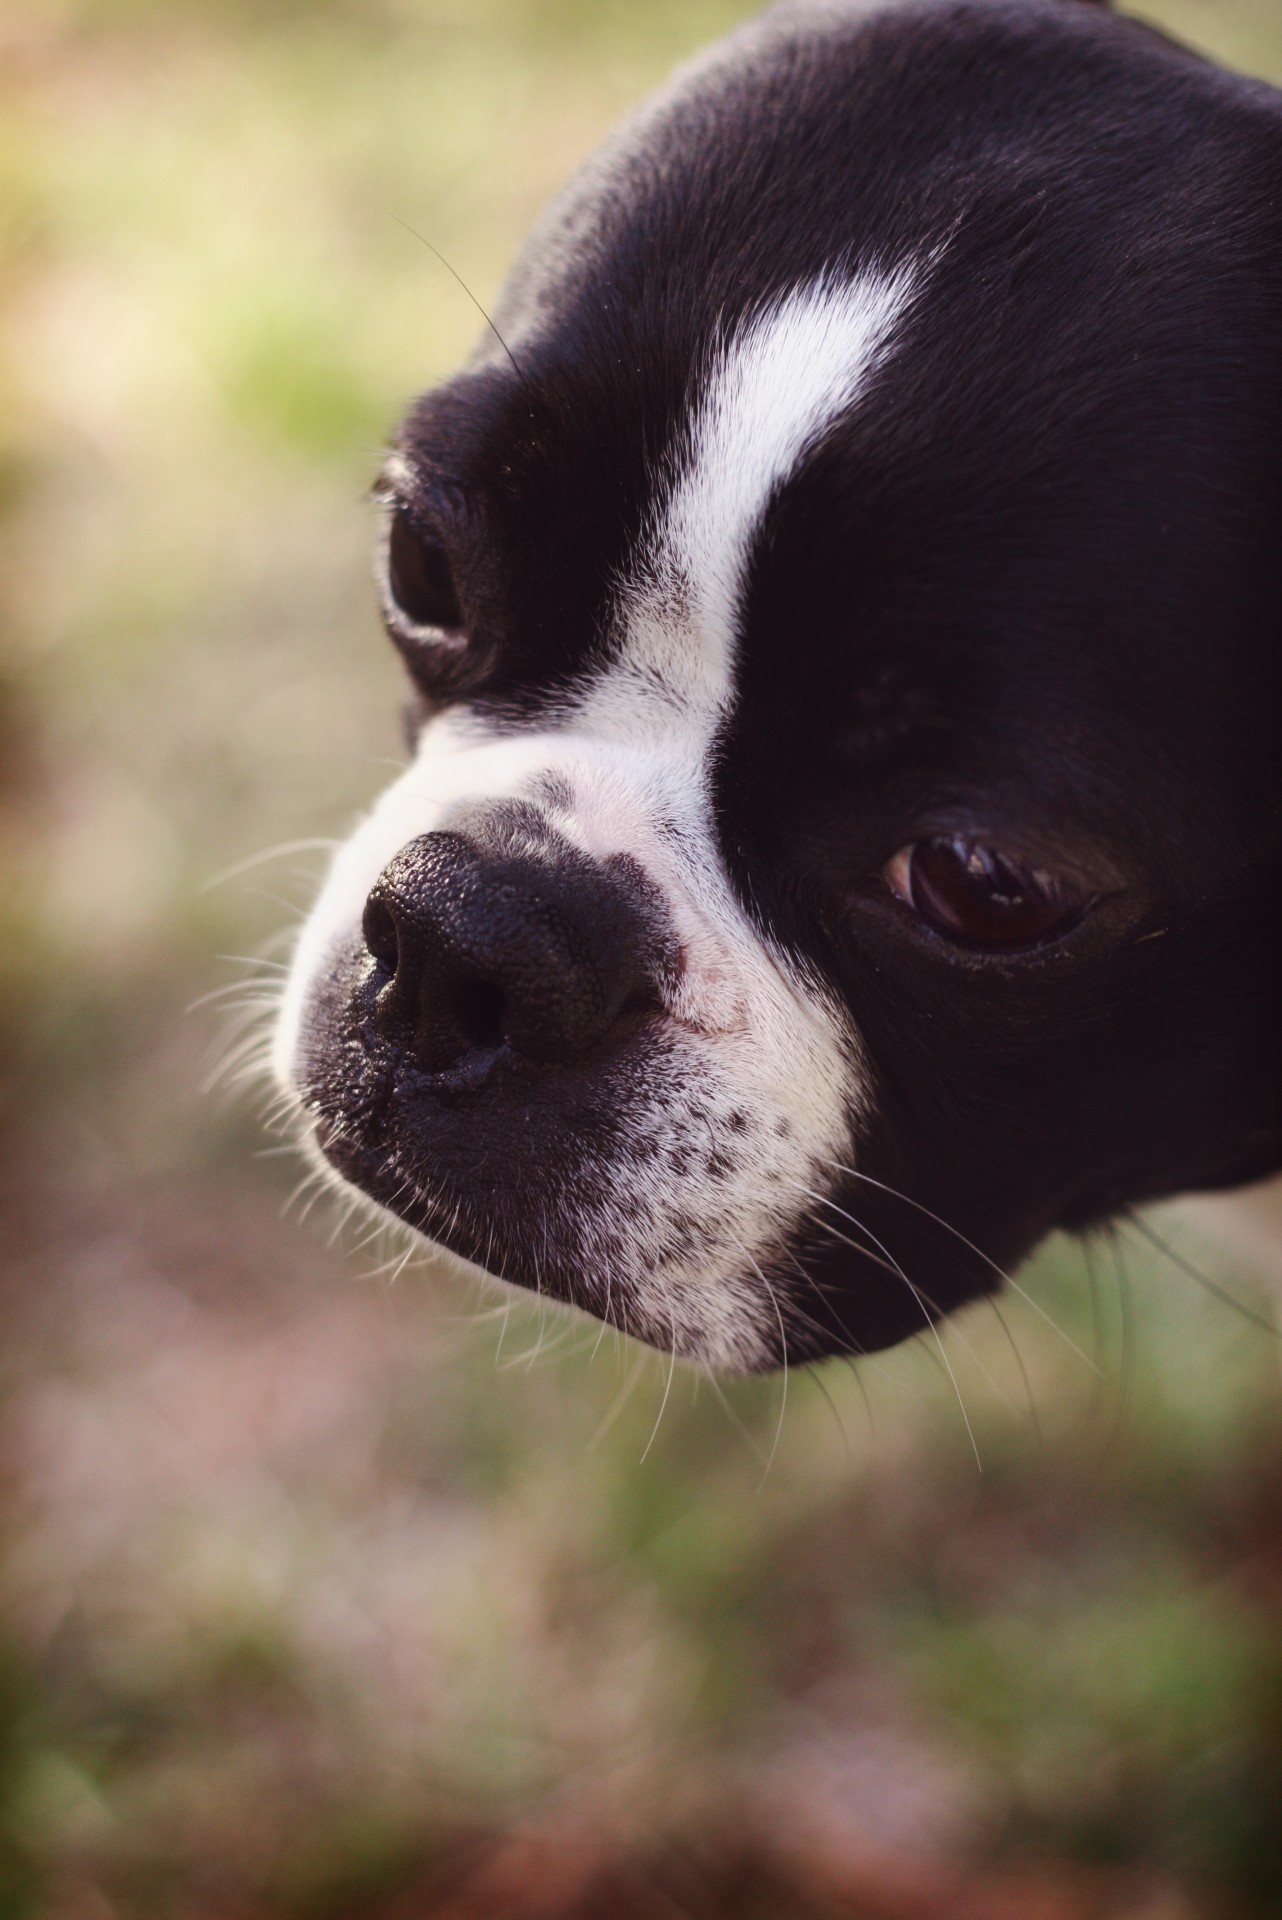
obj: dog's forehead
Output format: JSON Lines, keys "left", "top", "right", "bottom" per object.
{"left": 605, "top": 268, "right": 921, "bottom": 722}
{"left": 488, "top": 0, "right": 1228, "bottom": 356}
{"left": 390, "top": 0, "right": 1281, "bottom": 873}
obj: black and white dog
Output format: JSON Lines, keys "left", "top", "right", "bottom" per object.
{"left": 274, "top": 0, "right": 1281, "bottom": 1373}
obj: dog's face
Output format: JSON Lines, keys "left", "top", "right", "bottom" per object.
{"left": 274, "top": 0, "right": 1282, "bottom": 1373}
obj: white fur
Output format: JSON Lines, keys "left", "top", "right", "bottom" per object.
{"left": 276, "top": 271, "right": 918, "bottom": 1369}
{"left": 664, "top": 268, "right": 917, "bottom": 690}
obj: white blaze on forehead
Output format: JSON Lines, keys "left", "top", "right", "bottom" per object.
{"left": 617, "top": 267, "right": 919, "bottom": 724}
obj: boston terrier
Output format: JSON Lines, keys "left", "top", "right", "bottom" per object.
{"left": 273, "top": 0, "right": 1282, "bottom": 1373}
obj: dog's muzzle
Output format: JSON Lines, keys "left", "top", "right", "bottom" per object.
{"left": 292, "top": 808, "right": 699, "bottom": 1331}
{"left": 280, "top": 774, "right": 858, "bottom": 1375}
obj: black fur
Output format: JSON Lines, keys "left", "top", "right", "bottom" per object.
{"left": 296, "top": 0, "right": 1282, "bottom": 1364}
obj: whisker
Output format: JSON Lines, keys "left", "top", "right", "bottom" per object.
{"left": 344, "top": 1210, "right": 392, "bottom": 1259}
{"left": 823, "top": 1160, "right": 1101, "bottom": 1375}
{"left": 838, "top": 1354, "right": 878, "bottom": 1453}
{"left": 983, "top": 1291, "right": 1043, "bottom": 1447}
{"left": 1080, "top": 1237, "right": 1112, "bottom": 1441}
{"left": 201, "top": 838, "right": 340, "bottom": 894}
{"left": 747, "top": 1255, "right": 790, "bottom": 1482}
{"left": 490, "top": 1275, "right": 517, "bottom": 1360}
{"left": 704, "top": 1371, "right": 768, "bottom": 1471}
{"left": 587, "top": 1354, "right": 648, "bottom": 1452}
{"left": 807, "top": 1208, "right": 982, "bottom": 1471}
{"left": 284, "top": 1167, "right": 333, "bottom": 1226}
{"left": 213, "top": 954, "right": 291, "bottom": 972}
{"left": 390, "top": 215, "right": 532, "bottom": 399}
{"left": 774, "top": 1234, "right": 896, "bottom": 1384}
{"left": 590, "top": 1283, "right": 616, "bottom": 1363}
{"left": 494, "top": 1292, "right": 515, "bottom": 1365}
{"left": 382, "top": 1238, "right": 418, "bottom": 1288}
{"left": 523, "top": 1303, "right": 553, "bottom": 1373}
{"left": 201, "top": 1029, "right": 275, "bottom": 1098}
{"left": 1125, "top": 1211, "right": 1279, "bottom": 1339}
{"left": 640, "top": 1310, "right": 679, "bottom": 1464}
{"left": 799, "top": 1187, "right": 989, "bottom": 1383}
{"left": 495, "top": 1321, "right": 579, "bottom": 1372}
{"left": 792, "top": 1181, "right": 1012, "bottom": 1411}
{"left": 186, "top": 981, "right": 282, "bottom": 1015}
{"left": 809, "top": 1362, "right": 854, "bottom": 1465}
{"left": 1104, "top": 1222, "right": 1135, "bottom": 1462}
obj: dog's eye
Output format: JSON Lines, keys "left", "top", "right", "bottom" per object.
{"left": 385, "top": 506, "right": 464, "bottom": 637}
{"left": 884, "top": 838, "right": 1090, "bottom": 951}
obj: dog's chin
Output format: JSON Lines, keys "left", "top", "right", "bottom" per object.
{"left": 320, "top": 1137, "right": 790, "bottom": 1373}
{"left": 306, "top": 1110, "right": 587, "bottom": 1308}
{"left": 297, "top": 1096, "right": 993, "bottom": 1378}
{"left": 300, "top": 1102, "right": 786, "bottom": 1376}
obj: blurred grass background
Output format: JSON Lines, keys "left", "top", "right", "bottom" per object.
{"left": 3, "top": 1, "right": 1282, "bottom": 1914}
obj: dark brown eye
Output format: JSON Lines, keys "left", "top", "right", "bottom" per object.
{"left": 885, "top": 837, "right": 1090, "bottom": 951}
{"left": 385, "top": 506, "right": 464, "bottom": 635}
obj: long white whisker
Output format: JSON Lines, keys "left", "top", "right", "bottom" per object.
{"left": 801, "top": 1186, "right": 1022, "bottom": 1419}
{"left": 808, "top": 1208, "right": 982, "bottom": 1471}
{"left": 748, "top": 1256, "right": 789, "bottom": 1482}
{"left": 1125, "top": 1211, "right": 1280, "bottom": 1338}
{"left": 809, "top": 1365, "right": 854, "bottom": 1463}
{"left": 704, "top": 1371, "right": 768, "bottom": 1470}
{"left": 1106, "top": 1222, "right": 1136, "bottom": 1458}
{"left": 639, "top": 1308, "right": 679, "bottom": 1463}
{"left": 201, "top": 838, "right": 341, "bottom": 893}
{"left": 773, "top": 1190, "right": 925, "bottom": 1384}
{"left": 823, "top": 1160, "right": 1101, "bottom": 1374}
{"left": 588, "top": 1354, "right": 648, "bottom": 1452}
{"left": 186, "top": 981, "right": 282, "bottom": 1014}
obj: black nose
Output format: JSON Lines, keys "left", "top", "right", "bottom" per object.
{"left": 360, "top": 830, "right": 665, "bottom": 1074}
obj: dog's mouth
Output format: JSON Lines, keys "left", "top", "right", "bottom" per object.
{"left": 290, "top": 928, "right": 795, "bottom": 1370}
{"left": 310, "top": 1111, "right": 517, "bottom": 1282}
{"left": 307, "top": 1101, "right": 642, "bottom": 1345}
{"left": 289, "top": 905, "right": 1029, "bottom": 1371}
{"left": 302, "top": 1091, "right": 785, "bottom": 1371}
{"left": 302, "top": 1065, "right": 1011, "bottom": 1381}
{"left": 304, "top": 1057, "right": 638, "bottom": 1319}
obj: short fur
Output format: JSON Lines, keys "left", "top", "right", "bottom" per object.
{"left": 275, "top": 0, "right": 1282, "bottom": 1371}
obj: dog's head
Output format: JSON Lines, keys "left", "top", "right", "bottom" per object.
{"left": 274, "top": 0, "right": 1282, "bottom": 1373}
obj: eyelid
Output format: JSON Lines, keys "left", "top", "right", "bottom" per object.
{"left": 370, "top": 447, "right": 419, "bottom": 507}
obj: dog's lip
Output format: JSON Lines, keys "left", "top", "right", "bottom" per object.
{"left": 309, "top": 1113, "right": 444, "bottom": 1246}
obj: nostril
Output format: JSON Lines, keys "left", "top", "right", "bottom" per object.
{"left": 362, "top": 895, "right": 400, "bottom": 975}
{"left": 453, "top": 973, "right": 506, "bottom": 1051}
{"left": 358, "top": 829, "right": 673, "bottom": 1076}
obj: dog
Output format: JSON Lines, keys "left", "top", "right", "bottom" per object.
{"left": 273, "top": 0, "right": 1281, "bottom": 1375}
